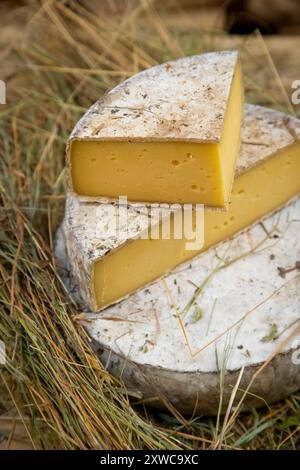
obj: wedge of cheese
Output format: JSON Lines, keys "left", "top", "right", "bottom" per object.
{"left": 56, "top": 198, "right": 300, "bottom": 415}
{"left": 67, "top": 51, "right": 243, "bottom": 208}
{"left": 62, "top": 105, "right": 300, "bottom": 311}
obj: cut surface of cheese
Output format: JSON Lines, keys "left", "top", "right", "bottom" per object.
{"left": 68, "top": 52, "right": 243, "bottom": 207}
{"left": 63, "top": 105, "right": 300, "bottom": 311}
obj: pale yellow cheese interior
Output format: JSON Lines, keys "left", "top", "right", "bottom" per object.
{"left": 70, "top": 63, "right": 243, "bottom": 207}
{"left": 94, "top": 143, "right": 300, "bottom": 310}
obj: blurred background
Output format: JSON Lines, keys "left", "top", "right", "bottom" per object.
{"left": 2, "top": 0, "right": 300, "bottom": 34}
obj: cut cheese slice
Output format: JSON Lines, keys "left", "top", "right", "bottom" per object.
{"left": 55, "top": 199, "right": 300, "bottom": 415}
{"left": 63, "top": 104, "right": 300, "bottom": 312}
{"left": 67, "top": 51, "right": 243, "bottom": 208}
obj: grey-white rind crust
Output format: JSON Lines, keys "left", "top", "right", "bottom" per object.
{"left": 68, "top": 51, "right": 238, "bottom": 144}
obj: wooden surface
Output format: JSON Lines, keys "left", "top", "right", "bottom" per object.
{"left": 0, "top": 411, "right": 33, "bottom": 450}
